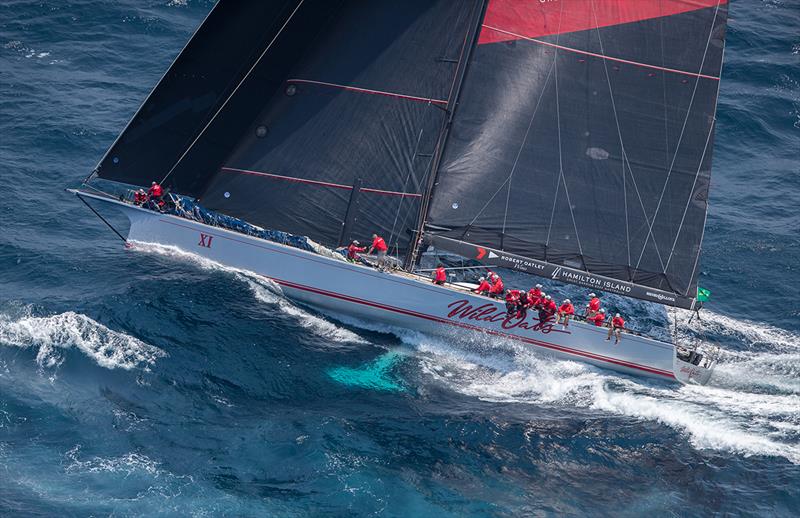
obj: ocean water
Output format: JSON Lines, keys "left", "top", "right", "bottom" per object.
{"left": 1, "top": 0, "right": 799, "bottom": 516}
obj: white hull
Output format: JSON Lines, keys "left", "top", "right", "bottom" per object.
{"left": 79, "top": 192, "right": 714, "bottom": 384}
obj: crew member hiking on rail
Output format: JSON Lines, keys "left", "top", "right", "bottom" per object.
{"left": 474, "top": 277, "right": 492, "bottom": 295}
{"left": 505, "top": 289, "right": 522, "bottom": 317}
{"left": 488, "top": 274, "right": 504, "bottom": 298}
{"left": 557, "top": 299, "right": 574, "bottom": 327}
{"left": 432, "top": 264, "right": 447, "bottom": 285}
{"left": 346, "top": 240, "right": 366, "bottom": 262}
{"left": 584, "top": 293, "right": 601, "bottom": 318}
{"left": 588, "top": 308, "right": 606, "bottom": 326}
{"left": 528, "top": 284, "right": 543, "bottom": 304}
{"left": 607, "top": 313, "right": 625, "bottom": 344}
{"left": 368, "top": 233, "right": 388, "bottom": 271}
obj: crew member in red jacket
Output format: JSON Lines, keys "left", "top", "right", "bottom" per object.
{"left": 346, "top": 240, "right": 366, "bottom": 262}
{"left": 584, "top": 292, "right": 601, "bottom": 318}
{"left": 607, "top": 313, "right": 625, "bottom": 343}
{"left": 528, "top": 284, "right": 543, "bottom": 302}
{"left": 505, "top": 289, "right": 520, "bottom": 316}
{"left": 516, "top": 290, "right": 530, "bottom": 319}
{"left": 432, "top": 264, "right": 447, "bottom": 285}
{"left": 489, "top": 275, "right": 504, "bottom": 298}
{"left": 588, "top": 308, "right": 606, "bottom": 326}
{"left": 368, "top": 233, "right": 389, "bottom": 271}
{"left": 133, "top": 189, "right": 147, "bottom": 206}
{"left": 474, "top": 277, "right": 492, "bottom": 295}
{"left": 557, "top": 299, "right": 575, "bottom": 327}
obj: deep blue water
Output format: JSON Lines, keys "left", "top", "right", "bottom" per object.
{"left": 1, "top": 1, "right": 799, "bottom": 516}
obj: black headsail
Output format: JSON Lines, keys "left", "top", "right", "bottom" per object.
{"left": 422, "top": 0, "right": 729, "bottom": 309}
{"left": 93, "top": 0, "right": 486, "bottom": 253}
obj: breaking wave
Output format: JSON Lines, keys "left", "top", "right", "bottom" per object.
{"left": 0, "top": 308, "right": 166, "bottom": 371}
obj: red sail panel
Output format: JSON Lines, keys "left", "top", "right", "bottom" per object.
{"left": 479, "top": 0, "right": 729, "bottom": 44}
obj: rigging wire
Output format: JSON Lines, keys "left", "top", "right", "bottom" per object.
{"left": 76, "top": 194, "right": 127, "bottom": 243}
{"left": 634, "top": 0, "right": 723, "bottom": 273}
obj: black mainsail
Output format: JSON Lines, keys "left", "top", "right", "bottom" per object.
{"left": 94, "top": 0, "right": 485, "bottom": 252}
{"left": 89, "top": 0, "right": 728, "bottom": 310}
{"left": 421, "top": 0, "right": 728, "bottom": 309}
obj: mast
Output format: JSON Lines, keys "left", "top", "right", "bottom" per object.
{"left": 404, "top": 0, "right": 489, "bottom": 271}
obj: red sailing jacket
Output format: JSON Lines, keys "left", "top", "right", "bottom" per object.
{"left": 590, "top": 313, "right": 606, "bottom": 326}
{"left": 489, "top": 278, "right": 504, "bottom": 294}
{"left": 528, "top": 288, "right": 543, "bottom": 300}
{"left": 559, "top": 303, "right": 574, "bottom": 315}
{"left": 148, "top": 183, "right": 163, "bottom": 197}
{"left": 475, "top": 280, "right": 492, "bottom": 293}
{"left": 434, "top": 267, "right": 446, "bottom": 283}
{"left": 347, "top": 244, "right": 366, "bottom": 260}
{"left": 588, "top": 297, "right": 601, "bottom": 312}
{"left": 612, "top": 316, "right": 625, "bottom": 329}
{"left": 371, "top": 236, "right": 388, "bottom": 252}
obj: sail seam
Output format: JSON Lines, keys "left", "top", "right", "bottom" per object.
{"left": 159, "top": 0, "right": 307, "bottom": 185}
{"left": 285, "top": 78, "right": 448, "bottom": 105}
{"left": 220, "top": 167, "right": 422, "bottom": 198}
{"left": 481, "top": 25, "right": 721, "bottom": 81}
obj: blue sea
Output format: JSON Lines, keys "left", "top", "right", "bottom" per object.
{"left": 1, "top": 1, "right": 799, "bottom": 516}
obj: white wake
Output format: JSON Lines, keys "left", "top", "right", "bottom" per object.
{"left": 407, "top": 310, "right": 800, "bottom": 464}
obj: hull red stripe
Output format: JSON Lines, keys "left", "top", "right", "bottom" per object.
{"left": 220, "top": 167, "right": 422, "bottom": 198}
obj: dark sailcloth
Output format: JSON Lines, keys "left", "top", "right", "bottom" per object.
{"left": 424, "top": 0, "right": 728, "bottom": 308}
{"left": 94, "top": 0, "right": 483, "bottom": 252}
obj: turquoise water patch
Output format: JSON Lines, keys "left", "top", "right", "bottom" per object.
{"left": 327, "top": 351, "right": 405, "bottom": 392}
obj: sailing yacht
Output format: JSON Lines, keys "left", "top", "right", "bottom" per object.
{"left": 72, "top": 0, "right": 729, "bottom": 384}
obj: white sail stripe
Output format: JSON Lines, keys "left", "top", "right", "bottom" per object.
{"left": 634, "top": 0, "right": 722, "bottom": 272}
{"left": 159, "top": 0, "right": 307, "bottom": 185}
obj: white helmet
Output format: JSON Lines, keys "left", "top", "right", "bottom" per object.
{"left": 479, "top": 277, "right": 485, "bottom": 281}
{"left": 535, "top": 284, "right": 542, "bottom": 288}
{"left": 564, "top": 299, "right": 571, "bottom": 304}
{"left": 600, "top": 309, "right": 606, "bottom": 313}
{"left": 589, "top": 293, "right": 596, "bottom": 298}
{"left": 545, "top": 295, "right": 551, "bottom": 300}
{"left": 615, "top": 313, "right": 621, "bottom": 317}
